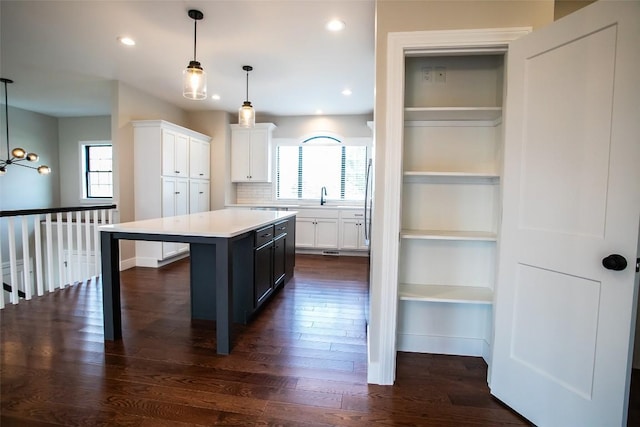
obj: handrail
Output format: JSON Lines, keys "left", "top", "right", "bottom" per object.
{"left": 0, "top": 204, "right": 116, "bottom": 218}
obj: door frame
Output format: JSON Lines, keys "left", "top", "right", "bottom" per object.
{"left": 368, "top": 27, "right": 531, "bottom": 385}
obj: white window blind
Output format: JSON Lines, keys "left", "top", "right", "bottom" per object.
{"left": 276, "top": 143, "right": 368, "bottom": 202}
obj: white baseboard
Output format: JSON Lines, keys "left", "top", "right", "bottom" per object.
{"left": 295, "top": 248, "right": 369, "bottom": 257}
{"left": 133, "top": 253, "right": 189, "bottom": 269}
{"left": 397, "top": 333, "right": 490, "bottom": 362}
{"left": 119, "top": 257, "right": 137, "bottom": 271}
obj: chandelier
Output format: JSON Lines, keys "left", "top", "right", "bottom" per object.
{"left": 0, "top": 78, "right": 51, "bottom": 175}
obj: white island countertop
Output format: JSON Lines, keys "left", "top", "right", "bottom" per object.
{"left": 99, "top": 209, "right": 297, "bottom": 239}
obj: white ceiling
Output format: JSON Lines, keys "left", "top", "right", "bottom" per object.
{"left": 0, "top": 1, "right": 375, "bottom": 118}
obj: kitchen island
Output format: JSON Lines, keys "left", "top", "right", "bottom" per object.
{"left": 99, "top": 209, "right": 296, "bottom": 354}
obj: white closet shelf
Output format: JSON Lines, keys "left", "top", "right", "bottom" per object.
{"left": 401, "top": 229, "right": 497, "bottom": 241}
{"left": 403, "top": 171, "right": 500, "bottom": 183}
{"left": 399, "top": 283, "right": 493, "bottom": 305}
{"left": 404, "top": 107, "right": 502, "bottom": 122}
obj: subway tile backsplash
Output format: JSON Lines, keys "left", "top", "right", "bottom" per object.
{"left": 236, "top": 183, "right": 274, "bottom": 204}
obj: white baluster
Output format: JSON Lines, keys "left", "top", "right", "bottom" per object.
{"left": 75, "top": 211, "right": 83, "bottom": 284}
{"left": 33, "top": 214, "right": 44, "bottom": 296}
{"left": 84, "top": 211, "right": 90, "bottom": 281}
{"left": 66, "top": 211, "right": 73, "bottom": 286}
{"left": 21, "top": 216, "right": 32, "bottom": 300}
{"left": 56, "top": 213, "right": 64, "bottom": 289}
{"left": 8, "top": 218, "right": 19, "bottom": 304}
{"left": 45, "top": 214, "right": 54, "bottom": 292}
{"left": 93, "top": 209, "right": 100, "bottom": 277}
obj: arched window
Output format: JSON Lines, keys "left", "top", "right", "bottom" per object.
{"left": 276, "top": 133, "right": 369, "bottom": 202}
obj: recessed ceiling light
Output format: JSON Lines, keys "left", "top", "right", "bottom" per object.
{"left": 117, "top": 36, "right": 136, "bottom": 46}
{"left": 211, "top": 94, "right": 221, "bottom": 100}
{"left": 315, "top": 109, "right": 323, "bottom": 115}
{"left": 326, "top": 19, "right": 345, "bottom": 32}
{"left": 342, "top": 88, "right": 352, "bottom": 96}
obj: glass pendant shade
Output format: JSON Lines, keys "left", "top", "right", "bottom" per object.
{"left": 239, "top": 101, "right": 255, "bottom": 128}
{"left": 26, "top": 152, "right": 39, "bottom": 162}
{"left": 183, "top": 61, "right": 207, "bottom": 100}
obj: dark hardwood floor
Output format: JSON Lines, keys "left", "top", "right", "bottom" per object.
{"left": 1, "top": 254, "right": 633, "bottom": 426}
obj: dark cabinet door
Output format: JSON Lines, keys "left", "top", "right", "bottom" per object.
{"left": 273, "top": 234, "right": 286, "bottom": 288}
{"left": 254, "top": 241, "right": 273, "bottom": 307}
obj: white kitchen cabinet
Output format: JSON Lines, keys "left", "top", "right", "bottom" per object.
{"left": 161, "top": 129, "right": 189, "bottom": 177}
{"left": 189, "top": 137, "right": 210, "bottom": 179}
{"left": 161, "top": 177, "right": 189, "bottom": 259}
{"left": 189, "top": 179, "right": 210, "bottom": 214}
{"left": 339, "top": 211, "right": 368, "bottom": 251}
{"left": 230, "top": 123, "right": 276, "bottom": 182}
{"left": 294, "top": 209, "right": 338, "bottom": 250}
{"left": 133, "top": 120, "right": 211, "bottom": 267}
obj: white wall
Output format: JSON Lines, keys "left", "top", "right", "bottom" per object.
{"left": 187, "top": 110, "right": 231, "bottom": 210}
{"left": 262, "top": 114, "right": 373, "bottom": 139}
{"left": 58, "top": 115, "right": 111, "bottom": 206}
{"left": 0, "top": 106, "right": 60, "bottom": 211}
{"left": 0, "top": 106, "right": 60, "bottom": 263}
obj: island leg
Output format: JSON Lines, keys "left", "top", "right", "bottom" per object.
{"left": 190, "top": 239, "right": 233, "bottom": 354}
{"left": 100, "top": 231, "right": 121, "bottom": 340}
{"left": 215, "top": 238, "right": 233, "bottom": 354}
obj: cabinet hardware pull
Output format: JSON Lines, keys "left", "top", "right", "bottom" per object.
{"left": 199, "top": 173, "right": 203, "bottom": 176}
{"left": 175, "top": 171, "right": 180, "bottom": 174}
{"left": 199, "top": 192, "right": 204, "bottom": 194}
{"left": 175, "top": 192, "right": 180, "bottom": 194}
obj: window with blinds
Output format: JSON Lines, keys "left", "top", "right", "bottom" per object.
{"left": 276, "top": 141, "right": 368, "bottom": 202}
{"left": 83, "top": 144, "right": 113, "bottom": 198}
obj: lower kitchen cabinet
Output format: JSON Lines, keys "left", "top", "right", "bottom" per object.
{"left": 254, "top": 231, "right": 273, "bottom": 307}
{"left": 339, "top": 210, "right": 368, "bottom": 251}
{"left": 295, "top": 209, "right": 339, "bottom": 249}
{"left": 234, "top": 218, "right": 295, "bottom": 324}
{"left": 161, "top": 177, "right": 189, "bottom": 259}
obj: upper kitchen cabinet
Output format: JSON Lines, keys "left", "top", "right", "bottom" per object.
{"left": 230, "top": 123, "right": 276, "bottom": 182}
{"left": 161, "top": 128, "right": 189, "bottom": 177}
{"left": 189, "top": 137, "right": 211, "bottom": 179}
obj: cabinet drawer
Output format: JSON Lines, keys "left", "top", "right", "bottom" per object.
{"left": 296, "top": 208, "right": 340, "bottom": 219}
{"left": 255, "top": 225, "right": 274, "bottom": 247}
{"left": 341, "top": 210, "right": 365, "bottom": 220}
{"left": 274, "top": 220, "right": 288, "bottom": 237}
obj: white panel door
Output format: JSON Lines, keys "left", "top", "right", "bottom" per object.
{"left": 491, "top": 2, "right": 640, "bottom": 426}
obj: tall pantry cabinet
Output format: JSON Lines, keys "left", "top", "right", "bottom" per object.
{"left": 386, "top": 29, "right": 530, "bottom": 363}
{"left": 133, "top": 120, "right": 212, "bottom": 267}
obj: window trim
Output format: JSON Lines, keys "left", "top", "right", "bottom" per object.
{"left": 272, "top": 136, "right": 372, "bottom": 204}
{"left": 79, "top": 141, "right": 113, "bottom": 202}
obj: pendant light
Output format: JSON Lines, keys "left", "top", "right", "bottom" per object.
{"left": 0, "top": 78, "right": 51, "bottom": 176}
{"left": 182, "top": 9, "right": 207, "bottom": 100}
{"left": 238, "top": 65, "right": 255, "bottom": 128}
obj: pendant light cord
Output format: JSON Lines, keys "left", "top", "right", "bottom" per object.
{"left": 193, "top": 19, "right": 197, "bottom": 61}
{"left": 245, "top": 70, "right": 249, "bottom": 103}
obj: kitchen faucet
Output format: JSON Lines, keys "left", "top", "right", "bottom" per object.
{"left": 320, "top": 186, "right": 327, "bottom": 205}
